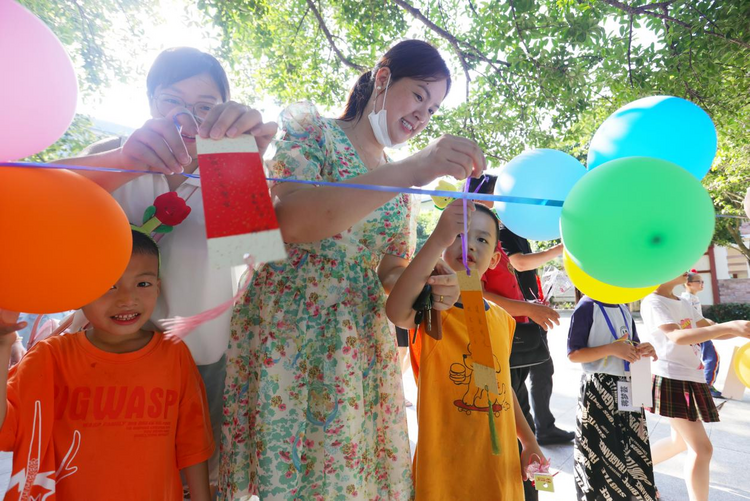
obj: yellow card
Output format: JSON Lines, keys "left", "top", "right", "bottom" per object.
{"left": 534, "top": 473, "right": 554, "bottom": 492}
{"left": 457, "top": 271, "right": 498, "bottom": 393}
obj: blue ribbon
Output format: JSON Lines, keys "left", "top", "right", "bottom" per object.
{"left": 0, "top": 161, "right": 564, "bottom": 207}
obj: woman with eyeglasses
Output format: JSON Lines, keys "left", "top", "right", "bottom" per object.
{"left": 55, "top": 47, "right": 278, "bottom": 496}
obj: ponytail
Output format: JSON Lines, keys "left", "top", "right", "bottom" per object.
{"left": 340, "top": 70, "right": 374, "bottom": 122}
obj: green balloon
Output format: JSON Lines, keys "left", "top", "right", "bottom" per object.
{"left": 561, "top": 157, "right": 715, "bottom": 288}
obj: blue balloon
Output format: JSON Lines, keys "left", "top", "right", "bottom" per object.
{"left": 588, "top": 95, "right": 717, "bottom": 179}
{"left": 494, "top": 149, "right": 586, "bottom": 241}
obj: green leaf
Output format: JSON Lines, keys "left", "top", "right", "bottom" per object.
{"left": 143, "top": 206, "right": 156, "bottom": 224}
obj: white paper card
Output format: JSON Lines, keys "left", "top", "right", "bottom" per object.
{"left": 617, "top": 380, "right": 638, "bottom": 412}
{"left": 629, "top": 357, "right": 653, "bottom": 409}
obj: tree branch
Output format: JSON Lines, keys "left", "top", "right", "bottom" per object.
{"left": 727, "top": 220, "right": 750, "bottom": 263}
{"left": 305, "top": 0, "right": 366, "bottom": 72}
{"left": 627, "top": 13, "right": 634, "bottom": 87}
{"left": 391, "top": 0, "right": 472, "bottom": 89}
{"left": 293, "top": 5, "right": 311, "bottom": 42}
{"left": 598, "top": 0, "right": 750, "bottom": 50}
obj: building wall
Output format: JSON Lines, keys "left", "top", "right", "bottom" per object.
{"left": 718, "top": 279, "right": 750, "bottom": 304}
{"left": 726, "top": 247, "right": 750, "bottom": 279}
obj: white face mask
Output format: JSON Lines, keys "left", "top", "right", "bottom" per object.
{"left": 368, "top": 74, "right": 406, "bottom": 149}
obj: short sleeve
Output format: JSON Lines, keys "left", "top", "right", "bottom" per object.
{"left": 499, "top": 226, "right": 523, "bottom": 257}
{"left": 384, "top": 194, "right": 419, "bottom": 259}
{"left": 567, "top": 298, "right": 594, "bottom": 354}
{"left": 631, "top": 318, "right": 640, "bottom": 344}
{"left": 0, "top": 371, "right": 21, "bottom": 451}
{"left": 0, "top": 342, "right": 54, "bottom": 451}
{"left": 645, "top": 300, "right": 680, "bottom": 330}
{"left": 265, "top": 102, "right": 329, "bottom": 186}
{"left": 175, "top": 343, "right": 215, "bottom": 469}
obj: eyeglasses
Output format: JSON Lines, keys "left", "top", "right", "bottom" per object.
{"left": 154, "top": 94, "right": 217, "bottom": 123}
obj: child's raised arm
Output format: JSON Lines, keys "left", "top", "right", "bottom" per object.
{"left": 661, "top": 320, "right": 750, "bottom": 345}
{"left": 385, "top": 200, "right": 471, "bottom": 329}
{"left": 0, "top": 315, "right": 27, "bottom": 430}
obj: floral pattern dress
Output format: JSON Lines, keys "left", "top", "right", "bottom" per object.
{"left": 220, "top": 102, "right": 417, "bottom": 500}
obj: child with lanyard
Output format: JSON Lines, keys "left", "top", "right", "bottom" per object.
{"left": 567, "top": 295, "right": 659, "bottom": 500}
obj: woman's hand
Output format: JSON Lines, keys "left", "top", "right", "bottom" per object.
{"left": 119, "top": 107, "right": 198, "bottom": 174}
{"left": 428, "top": 259, "right": 460, "bottom": 310}
{"left": 405, "top": 134, "right": 486, "bottom": 186}
{"left": 198, "top": 101, "right": 278, "bottom": 157}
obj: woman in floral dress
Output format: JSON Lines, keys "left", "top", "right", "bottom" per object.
{"left": 221, "top": 40, "right": 486, "bottom": 500}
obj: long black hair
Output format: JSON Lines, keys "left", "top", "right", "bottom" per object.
{"left": 340, "top": 40, "right": 451, "bottom": 122}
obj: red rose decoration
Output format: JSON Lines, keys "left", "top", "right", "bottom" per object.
{"left": 153, "top": 191, "right": 191, "bottom": 226}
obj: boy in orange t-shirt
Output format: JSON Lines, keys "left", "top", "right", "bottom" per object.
{"left": 386, "top": 202, "right": 546, "bottom": 500}
{"left": 0, "top": 230, "right": 213, "bottom": 500}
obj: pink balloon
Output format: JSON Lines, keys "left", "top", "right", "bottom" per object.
{"left": 0, "top": 0, "right": 78, "bottom": 161}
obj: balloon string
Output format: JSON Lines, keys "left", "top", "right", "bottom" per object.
{"left": 461, "top": 179, "right": 471, "bottom": 275}
{"left": 1, "top": 162, "right": 744, "bottom": 219}
{"left": 0, "top": 162, "right": 564, "bottom": 207}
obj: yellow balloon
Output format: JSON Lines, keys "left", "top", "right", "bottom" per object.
{"left": 563, "top": 250, "right": 657, "bottom": 304}
{"left": 733, "top": 342, "right": 750, "bottom": 389}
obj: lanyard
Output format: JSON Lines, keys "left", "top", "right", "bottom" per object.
{"left": 596, "top": 303, "right": 632, "bottom": 371}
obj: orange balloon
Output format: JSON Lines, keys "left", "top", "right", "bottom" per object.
{"left": 0, "top": 167, "right": 132, "bottom": 313}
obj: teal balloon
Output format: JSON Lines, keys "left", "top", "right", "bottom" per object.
{"left": 588, "top": 96, "right": 717, "bottom": 180}
{"left": 561, "top": 157, "right": 715, "bottom": 288}
{"left": 494, "top": 149, "right": 586, "bottom": 241}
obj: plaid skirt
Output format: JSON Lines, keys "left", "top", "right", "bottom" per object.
{"left": 648, "top": 375, "right": 720, "bottom": 422}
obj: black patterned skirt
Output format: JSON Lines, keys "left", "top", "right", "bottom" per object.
{"left": 574, "top": 373, "right": 658, "bottom": 501}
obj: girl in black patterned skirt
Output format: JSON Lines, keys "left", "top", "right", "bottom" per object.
{"left": 568, "top": 295, "right": 659, "bottom": 500}
{"left": 641, "top": 273, "right": 750, "bottom": 501}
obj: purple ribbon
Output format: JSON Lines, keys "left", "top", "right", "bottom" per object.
{"left": 0, "top": 162, "right": 564, "bottom": 207}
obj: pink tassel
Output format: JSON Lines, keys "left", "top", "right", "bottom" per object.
{"left": 28, "top": 315, "right": 74, "bottom": 349}
{"left": 29, "top": 319, "right": 61, "bottom": 346}
{"left": 26, "top": 314, "right": 45, "bottom": 348}
{"left": 163, "top": 257, "right": 255, "bottom": 339}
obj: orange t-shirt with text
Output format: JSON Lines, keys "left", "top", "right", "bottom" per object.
{"left": 0, "top": 332, "right": 214, "bottom": 500}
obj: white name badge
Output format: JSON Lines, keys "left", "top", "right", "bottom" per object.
{"left": 617, "top": 380, "right": 639, "bottom": 412}
{"left": 629, "top": 357, "right": 653, "bottom": 409}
